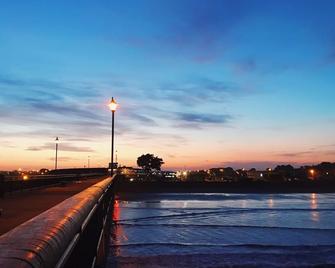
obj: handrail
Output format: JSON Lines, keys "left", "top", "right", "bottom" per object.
{"left": 4, "top": 173, "right": 107, "bottom": 182}
{"left": 0, "top": 176, "right": 115, "bottom": 268}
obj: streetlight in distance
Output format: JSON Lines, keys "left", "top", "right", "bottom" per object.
{"left": 55, "top": 137, "right": 59, "bottom": 170}
{"left": 309, "top": 169, "right": 315, "bottom": 180}
{"left": 108, "top": 97, "right": 118, "bottom": 176}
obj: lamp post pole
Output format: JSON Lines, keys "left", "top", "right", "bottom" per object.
{"left": 111, "top": 109, "right": 115, "bottom": 176}
{"left": 109, "top": 97, "right": 117, "bottom": 177}
{"left": 55, "top": 137, "right": 59, "bottom": 170}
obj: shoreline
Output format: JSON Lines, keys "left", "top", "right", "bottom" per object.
{"left": 114, "top": 181, "right": 335, "bottom": 193}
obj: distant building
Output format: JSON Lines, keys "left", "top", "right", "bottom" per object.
{"left": 246, "top": 169, "right": 264, "bottom": 180}
{"left": 118, "top": 166, "right": 146, "bottom": 178}
{"left": 162, "top": 171, "right": 176, "bottom": 179}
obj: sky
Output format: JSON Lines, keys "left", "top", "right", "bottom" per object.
{"left": 1, "top": 0, "right": 335, "bottom": 171}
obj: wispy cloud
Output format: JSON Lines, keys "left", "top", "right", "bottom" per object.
{"left": 0, "top": 141, "right": 16, "bottom": 148}
{"left": 144, "top": 77, "right": 248, "bottom": 107}
{"left": 112, "top": 0, "right": 253, "bottom": 63}
{"left": 49, "top": 157, "right": 76, "bottom": 162}
{"left": 176, "top": 112, "right": 232, "bottom": 124}
{"left": 0, "top": 74, "right": 99, "bottom": 99}
{"left": 26, "top": 142, "right": 94, "bottom": 152}
{"left": 277, "top": 151, "right": 314, "bottom": 158}
{"left": 276, "top": 148, "right": 335, "bottom": 158}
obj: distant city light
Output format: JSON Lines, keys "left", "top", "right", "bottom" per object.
{"left": 22, "top": 175, "right": 29, "bottom": 180}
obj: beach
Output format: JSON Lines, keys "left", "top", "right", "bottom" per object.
{"left": 108, "top": 193, "right": 335, "bottom": 267}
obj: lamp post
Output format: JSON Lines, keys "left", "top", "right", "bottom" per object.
{"left": 108, "top": 97, "right": 118, "bottom": 176}
{"left": 55, "top": 137, "right": 59, "bottom": 170}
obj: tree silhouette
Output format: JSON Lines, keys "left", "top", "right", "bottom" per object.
{"left": 137, "top": 154, "right": 164, "bottom": 171}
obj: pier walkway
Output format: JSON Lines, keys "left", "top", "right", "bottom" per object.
{"left": 0, "top": 177, "right": 106, "bottom": 235}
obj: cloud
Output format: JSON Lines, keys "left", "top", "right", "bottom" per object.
{"left": 26, "top": 142, "right": 94, "bottom": 152}
{"left": 0, "top": 141, "right": 16, "bottom": 148}
{"left": 0, "top": 73, "right": 242, "bottom": 151}
{"left": 0, "top": 74, "right": 99, "bottom": 99}
{"left": 27, "top": 100, "right": 103, "bottom": 120}
{"left": 0, "top": 73, "right": 121, "bottom": 141}
{"left": 276, "top": 151, "right": 313, "bottom": 158}
{"left": 176, "top": 112, "right": 232, "bottom": 124}
{"left": 49, "top": 157, "right": 75, "bottom": 162}
{"left": 121, "top": 110, "right": 157, "bottom": 126}
{"left": 276, "top": 148, "right": 335, "bottom": 158}
{"left": 143, "top": 77, "right": 247, "bottom": 107}
{"left": 112, "top": 0, "right": 253, "bottom": 63}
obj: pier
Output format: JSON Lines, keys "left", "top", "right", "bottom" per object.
{"left": 0, "top": 175, "right": 115, "bottom": 267}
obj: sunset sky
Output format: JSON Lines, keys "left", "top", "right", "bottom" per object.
{"left": 1, "top": 0, "right": 335, "bottom": 171}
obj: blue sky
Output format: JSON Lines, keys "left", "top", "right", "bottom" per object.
{"left": 1, "top": 0, "right": 335, "bottom": 170}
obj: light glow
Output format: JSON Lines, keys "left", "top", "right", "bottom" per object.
{"left": 108, "top": 97, "right": 118, "bottom": 112}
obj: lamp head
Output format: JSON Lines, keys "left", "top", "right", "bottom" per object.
{"left": 55, "top": 137, "right": 59, "bottom": 143}
{"left": 109, "top": 97, "right": 118, "bottom": 112}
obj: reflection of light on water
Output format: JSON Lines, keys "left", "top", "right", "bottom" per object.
{"left": 310, "top": 193, "right": 318, "bottom": 209}
{"left": 310, "top": 193, "right": 319, "bottom": 222}
{"left": 241, "top": 200, "right": 247, "bottom": 208}
{"left": 311, "top": 211, "right": 319, "bottom": 222}
{"left": 113, "top": 200, "right": 120, "bottom": 221}
{"left": 267, "top": 197, "right": 275, "bottom": 223}
{"left": 112, "top": 200, "right": 128, "bottom": 257}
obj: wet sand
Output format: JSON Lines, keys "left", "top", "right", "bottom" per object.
{"left": 0, "top": 177, "right": 107, "bottom": 235}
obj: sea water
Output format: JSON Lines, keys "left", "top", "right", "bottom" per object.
{"left": 107, "top": 193, "right": 335, "bottom": 267}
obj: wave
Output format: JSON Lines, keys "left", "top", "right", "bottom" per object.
{"left": 117, "top": 193, "right": 335, "bottom": 201}
{"left": 110, "top": 242, "right": 335, "bottom": 249}
{"left": 114, "top": 223, "right": 335, "bottom": 231}
{"left": 114, "top": 207, "right": 335, "bottom": 223}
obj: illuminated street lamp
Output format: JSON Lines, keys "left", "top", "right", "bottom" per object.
{"left": 55, "top": 137, "right": 59, "bottom": 170}
{"left": 108, "top": 97, "right": 118, "bottom": 176}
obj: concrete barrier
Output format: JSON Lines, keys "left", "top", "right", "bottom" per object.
{"left": 0, "top": 176, "right": 115, "bottom": 268}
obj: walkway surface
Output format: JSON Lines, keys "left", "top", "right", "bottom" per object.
{"left": 0, "top": 177, "right": 106, "bottom": 235}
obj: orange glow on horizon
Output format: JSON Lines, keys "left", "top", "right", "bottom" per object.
{"left": 0, "top": 133, "right": 334, "bottom": 171}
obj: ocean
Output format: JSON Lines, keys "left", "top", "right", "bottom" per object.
{"left": 107, "top": 193, "right": 335, "bottom": 267}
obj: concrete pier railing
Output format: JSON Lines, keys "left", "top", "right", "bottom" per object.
{"left": 0, "top": 176, "right": 115, "bottom": 268}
